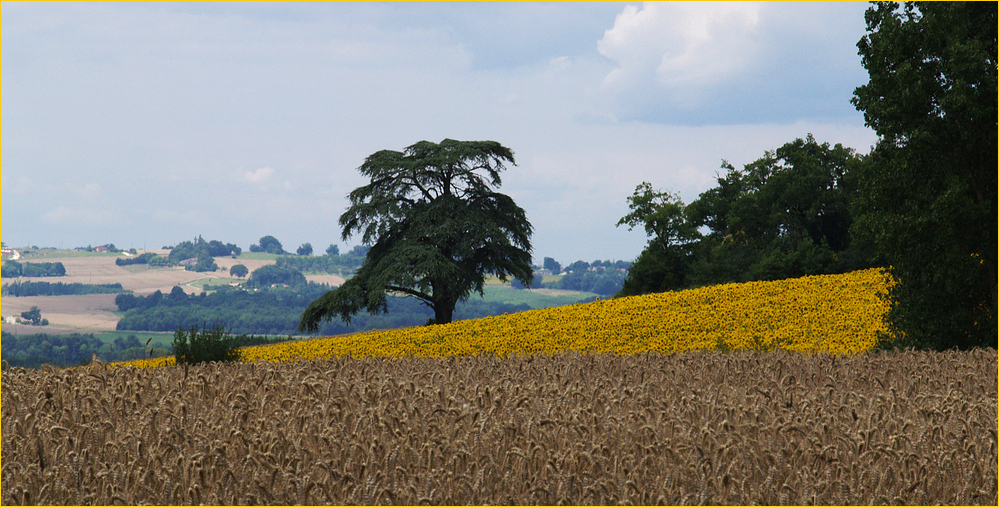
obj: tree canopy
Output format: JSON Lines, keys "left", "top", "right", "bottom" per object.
{"left": 250, "top": 235, "right": 285, "bottom": 255}
{"left": 617, "top": 135, "right": 868, "bottom": 296}
{"left": 616, "top": 183, "right": 698, "bottom": 295}
{"left": 851, "top": 1, "right": 996, "bottom": 349}
{"left": 229, "top": 264, "right": 249, "bottom": 278}
{"left": 299, "top": 139, "right": 534, "bottom": 330}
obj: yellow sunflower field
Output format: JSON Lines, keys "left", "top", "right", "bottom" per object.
{"left": 121, "top": 268, "right": 892, "bottom": 368}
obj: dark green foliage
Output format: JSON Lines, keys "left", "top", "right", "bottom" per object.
{"left": 248, "top": 265, "right": 307, "bottom": 288}
{"left": 549, "top": 269, "right": 626, "bottom": 296}
{"left": 297, "top": 243, "right": 313, "bottom": 256}
{"left": 249, "top": 235, "right": 285, "bottom": 254}
{"left": 619, "top": 241, "right": 691, "bottom": 296}
{"left": 114, "top": 292, "right": 149, "bottom": 312}
{"left": 274, "top": 249, "right": 366, "bottom": 275}
{"left": 1, "top": 331, "right": 106, "bottom": 369}
{"left": 1, "top": 260, "right": 66, "bottom": 278}
{"left": 168, "top": 236, "right": 239, "bottom": 266}
{"left": 229, "top": 264, "right": 249, "bottom": 278}
{"left": 163, "top": 236, "right": 240, "bottom": 272}
{"left": 688, "top": 135, "right": 867, "bottom": 285}
{"left": 111, "top": 334, "right": 147, "bottom": 361}
{"left": 189, "top": 255, "right": 218, "bottom": 273}
{"left": 208, "top": 240, "right": 241, "bottom": 257}
{"left": 115, "top": 252, "right": 159, "bottom": 266}
{"left": 1, "top": 281, "right": 126, "bottom": 297}
{"left": 171, "top": 323, "right": 240, "bottom": 365}
{"left": 511, "top": 273, "right": 545, "bottom": 290}
{"left": 116, "top": 285, "right": 337, "bottom": 334}
{"left": 300, "top": 139, "right": 534, "bottom": 330}
{"left": 543, "top": 257, "right": 561, "bottom": 275}
{"left": 20, "top": 307, "right": 43, "bottom": 325}
{"left": 616, "top": 183, "right": 699, "bottom": 296}
{"left": 851, "top": 2, "right": 997, "bottom": 350}
{"left": 112, "top": 281, "right": 536, "bottom": 337}
{"left": 620, "top": 135, "right": 870, "bottom": 297}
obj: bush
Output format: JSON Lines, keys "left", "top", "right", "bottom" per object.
{"left": 171, "top": 323, "right": 241, "bottom": 365}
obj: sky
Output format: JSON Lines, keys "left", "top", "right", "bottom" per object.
{"left": 1, "top": 1, "right": 879, "bottom": 264}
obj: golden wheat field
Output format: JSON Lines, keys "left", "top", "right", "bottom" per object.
{"left": 2, "top": 350, "right": 996, "bottom": 505}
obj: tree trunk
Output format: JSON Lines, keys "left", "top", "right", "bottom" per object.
{"left": 433, "top": 303, "right": 454, "bottom": 325}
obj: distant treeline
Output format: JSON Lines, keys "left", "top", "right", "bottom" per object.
{"left": 1, "top": 261, "right": 66, "bottom": 278}
{"left": 546, "top": 269, "right": 627, "bottom": 295}
{"left": 1, "top": 281, "right": 127, "bottom": 297}
{"left": 513, "top": 258, "right": 631, "bottom": 296}
{"left": 513, "top": 269, "right": 627, "bottom": 296}
{"left": 0, "top": 330, "right": 302, "bottom": 369}
{"left": 274, "top": 245, "right": 369, "bottom": 275}
{"left": 1, "top": 331, "right": 106, "bottom": 369}
{"left": 166, "top": 236, "right": 242, "bottom": 272}
{"left": 114, "top": 282, "right": 533, "bottom": 336}
{"left": 115, "top": 252, "right": 166, "bottom": 267}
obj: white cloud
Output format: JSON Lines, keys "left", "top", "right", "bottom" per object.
{"left": 598, "top": 2, "right": 762, "bottom": 107}
{"left": 1, "top": 2, "right": 877, "bottom": 262}
{"left": 80, "top": 182, "right": 102, "bottom": 196}
{"left": 243, "top": 166, "right": 274, "bottom": 184}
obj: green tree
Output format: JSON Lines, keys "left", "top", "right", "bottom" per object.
{"left": 20, "top": 306, "right": 42, "bottom": 325}
{"left": 229, "top": 264, "right": 249, "bottom": 278}
{"left": 543, "top": 257, "right": 561, "bottom": 275}
{"left": 299, "top": 139, "right": 534, "bottom": 330}
{"left": 172, "top": 323, "right": 241, "bottom": 365}
{"left": 249, "top": 265, "right": 307, "bottom": 288}
{"left": 250, "top": 235, "right": 285, "bottom": 254}
{"left": 326, "top": 244, "right": 340, "bottom": 256}
{"left": 851, "top": 1, "right": 997, "bottom": 349}
{"left": 616, "top": 182, "right": 699, "bottom": 295}
{"left": 686, "top": 135, "right": 867, "bottom": 285}
{"left": 297, "top": 243, "right": 313, "bottom": 256}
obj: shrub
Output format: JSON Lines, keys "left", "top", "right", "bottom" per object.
{"left": 171, "top": 323, "right": 241, "bottom": 365}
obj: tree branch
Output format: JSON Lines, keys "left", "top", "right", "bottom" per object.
{"left": 385, "top": 285, "right": 434, "bottom": 305}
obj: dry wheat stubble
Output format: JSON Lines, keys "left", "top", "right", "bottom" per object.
{"left": 1, "top": 349, "right": 996, "bottom": 505}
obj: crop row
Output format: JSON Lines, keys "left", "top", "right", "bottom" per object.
{"left": 2, "top": 349, "right": 995, "bottom": 505}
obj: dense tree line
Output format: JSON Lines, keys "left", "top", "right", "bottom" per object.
{"left": 512, "top": 260, "right": 630, "bottom": 296}
{"left": 113, "top": 281, "right": 535, "bottom": 336}
{"left": 1, "top": 281, "right": 126, "bottom": 297}
{"left": 274, "top": 246, "right": 369, "bottom": 275}
{"left": 115, "top": 252, "right": 166, "bottom": 267}
{"left": 249, "top": 235, "right": 285, "bottom": 254}
{"left": 1, "top": 331, "right": 106, "bottom": 369}
{"left": 246, "top": 265, "right": 307, "bottom": 288}
{"left": 1, "top": 261, "right": 66, "bottom": 278}
{"left": 115, "top": 284, "right": 329, "bottom": 335}
{"left": 0, "top": 330, "right": 305, "bottom": 369}
{"left": 619, "top": 135, "right": 870, "bottom": 296}
{"left": 548, "top": 269, "right": 627, "bottom": 296}
{"left": 850, "top": 1, "right": 995, "bottom": 350}
{"left": 167, "top": 236, "right": 241, "bottom": 272}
